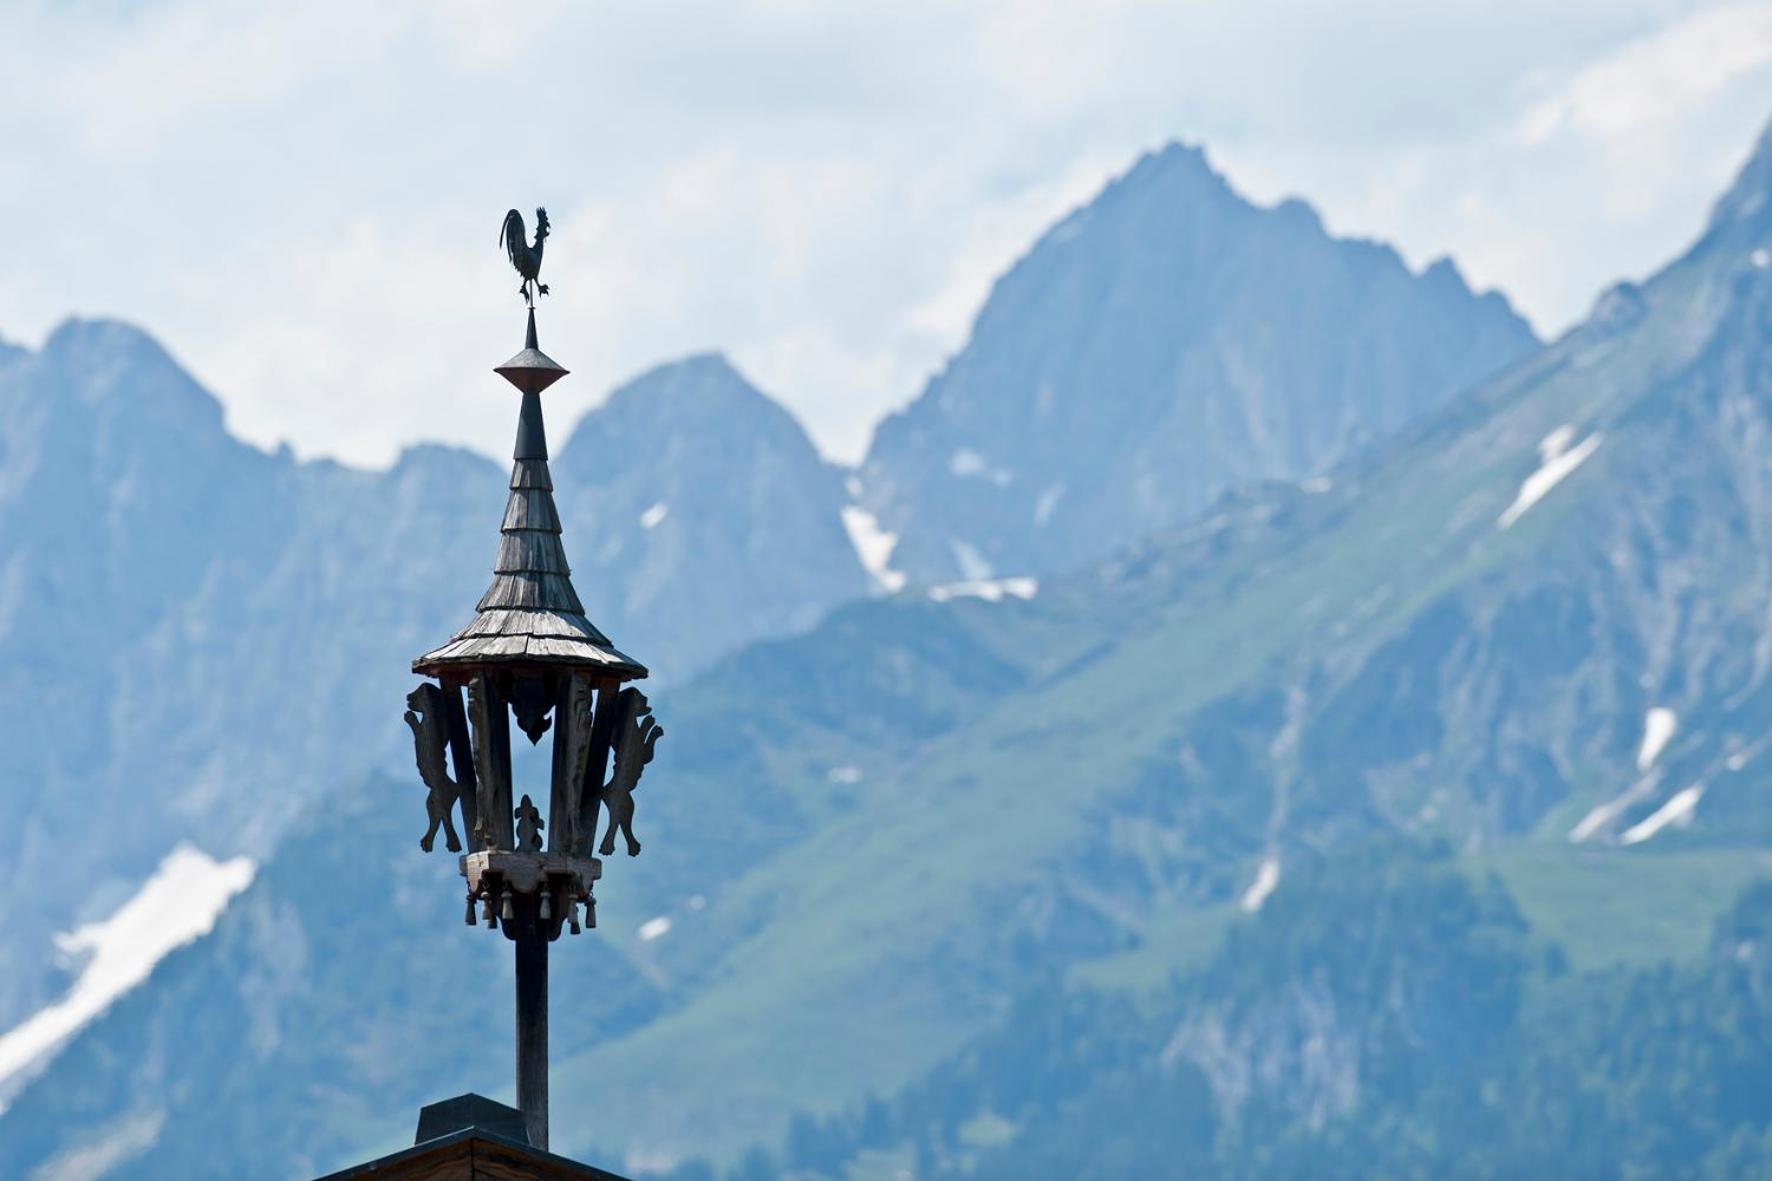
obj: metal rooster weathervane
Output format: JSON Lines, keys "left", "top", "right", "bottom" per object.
{"left": 499, "top": 206, "right": 551, "bottom": 306}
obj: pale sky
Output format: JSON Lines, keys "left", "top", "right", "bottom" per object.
{"left": 5, "top": 0, "right": 1772, "bottom": 468}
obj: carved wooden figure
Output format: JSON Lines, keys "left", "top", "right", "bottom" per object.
{"left": 600, "top": 688, "right": 663, "bottom": 857}
{"left": 441, "top": 684, "right": 481, "bottom": 852}
{"left": 405, "top": 684, "right": 463, "bottom": 853}
{"left": 514, "top": 794, "right": 545, "bottom": 853}
{"left": 510, "top": 676, "right": 554, "bottom": 745}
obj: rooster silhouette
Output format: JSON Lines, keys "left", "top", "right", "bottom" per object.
{"left": 499, "top": 207, "right": 550, "bottom": 305}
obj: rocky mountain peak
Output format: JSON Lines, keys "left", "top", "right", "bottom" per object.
{"left": 1708, "top": 116, "right": 1772, "bottom": 237}
{"left": 859, "top": 142, "right": 1539, "bottom": 585}
{"left": 34, "top": 316, "right": 226, "bottom": 439}
{"left": 564, "top": 350, "right": 810, "bottom": 466}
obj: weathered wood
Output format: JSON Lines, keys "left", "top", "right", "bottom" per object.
{"left": 576, "top": 683, "right": 620, "bottom": 857}
{"left": 515, "top": 920, "right": 549, "bottom": 1153}
{"left": 442, "top": 682, "right": 481, "bottom": 852}
{"left": 600, "top": 688, "right": 663, "bottom": 858}
{"left": 495, "top": 531, "right": 572, "bottom": 576}
{"left": 489, "top": 682, "right": 514, "bottom": 850}
{"left": 418, "top": 634, "right": 643, "bottom": 670}
{"left": 469, "top": 674, "right": 516, "bottom": 850}
{"left": 510, "top": 458, "right": 554, "bottom": 491}
{"left": 441, "top": 634, "right": 533, "bottom": 658}
{"left": 405, "top": 683, "right": 463, "bottom": 853}
{"left": 458, "top": 850, "right": 600, "bottom": 898}
{"left": 549, "top": 674, "right": 594, "bottom": 855}
{"left": 458, "top": 609, "right": 605, "bottom": 641}
{"left": 501, "top": 489, "right": 562, "bottom": 532}
{"left": 509, "top": 675, "right": 554, "bottom": 745}
{"left": 474, "top": 572, "right": 585, "bottom": 614}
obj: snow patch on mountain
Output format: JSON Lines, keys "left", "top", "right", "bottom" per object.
{"left": 1570, "top": 793, "right": 1632, "bottom": 843}
{"left": 1637, "top": 707, "right": 1678, "bottom": 770}
{"left": 928, "top": 577, "right": 1038, "bottom": 604}
{"left": 1569, "top": 783, "right": 1654, "bottom": 842}
{"left": 840, "top": 506, "right": 906, "bottom": 593}
{"left": 1569, "top": 709, "right": 1682, "bottom": 842}
{"left": 1240, "top": 856, "right": 1281, "bottom": 912}
{"left": 1498, "top": 426, "right": 1602, "bottom": 529}
{"left": 0, "top": 845, "right": 254, "bottom": 1100}
{"left": 1622, "top": 784, "right": 1706, "bottom": 845}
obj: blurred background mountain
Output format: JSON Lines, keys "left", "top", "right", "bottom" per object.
{"left": 8, "top": 114, "right": 1772, "bottom": 1179}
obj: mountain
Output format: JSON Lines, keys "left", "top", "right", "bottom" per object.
{"left": 551, "top": 353, "right": 869, "bottom": 680}
{"left": 17, "top": 121, "right": 1772, "bottom": 1178}
{"left": 751, "top": 844, "right": 1772, "bottom": 1180}
{"left": 559, "top": 113, "right": 1772, "bottom": 1166}
{"left": 859, "top": 143, "right": 1539, "bottom": 586}
{"left": 0, "top": 329, "right": 864, "bottom": 1034}
{"left": 0, "top": 772, "right": 661, "bottom": 1180}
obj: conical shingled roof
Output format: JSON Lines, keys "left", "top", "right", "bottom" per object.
{"left": 413, "top": 315, "right": 647, "bottom": 680}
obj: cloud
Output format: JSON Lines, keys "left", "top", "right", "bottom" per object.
{"left": 1515, "top": 4, "right": 1772, "bottom": 148}
{"left": 4, "top": 0, "right": 1772, "bottom": 468}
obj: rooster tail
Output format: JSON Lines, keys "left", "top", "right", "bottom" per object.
{"left": 500, "top": 208, "right": 526, "bottom": 268}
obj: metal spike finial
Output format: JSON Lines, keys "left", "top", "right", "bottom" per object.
{"left": 494, "top": 307, "right": 568, "bottom": 396}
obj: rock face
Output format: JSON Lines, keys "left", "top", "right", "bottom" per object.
{"left": 860, "top": 143, "right": 1539, "bottom": 585}
{"left": 0, "top": 329, "right": 862, "bottom": 1031}
{"left": 551, "top": 353, "right": 869, "bottom": 681}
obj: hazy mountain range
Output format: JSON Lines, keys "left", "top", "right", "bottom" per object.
{"left": 861, "top": 143, "right": 1537, "bottom": 585}
{"left": 7, "top": 122, "right": 1772, "bottom": 1178}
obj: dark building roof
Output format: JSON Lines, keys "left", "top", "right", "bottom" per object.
{"left": 414, "top": 314, "right": 646, "bottom": 681}
{"left": 312, "top": 1094, "right": 633, "bottom": 1181}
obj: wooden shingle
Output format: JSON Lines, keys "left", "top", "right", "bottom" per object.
{"left": 413, "top": 367, "right": 646, "bottom": 681}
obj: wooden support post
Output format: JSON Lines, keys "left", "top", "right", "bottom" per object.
{"left": 515, "top": 913, "right": 549, "bottom": 1152}
{"left": 489, "top": 681, "right": 515, "bottom": 850}
{"left": 469, "top": 673, "right": 516, "bottom": 850}
{"left": 550, "top": 673, "right": 593, "bottom": 855}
